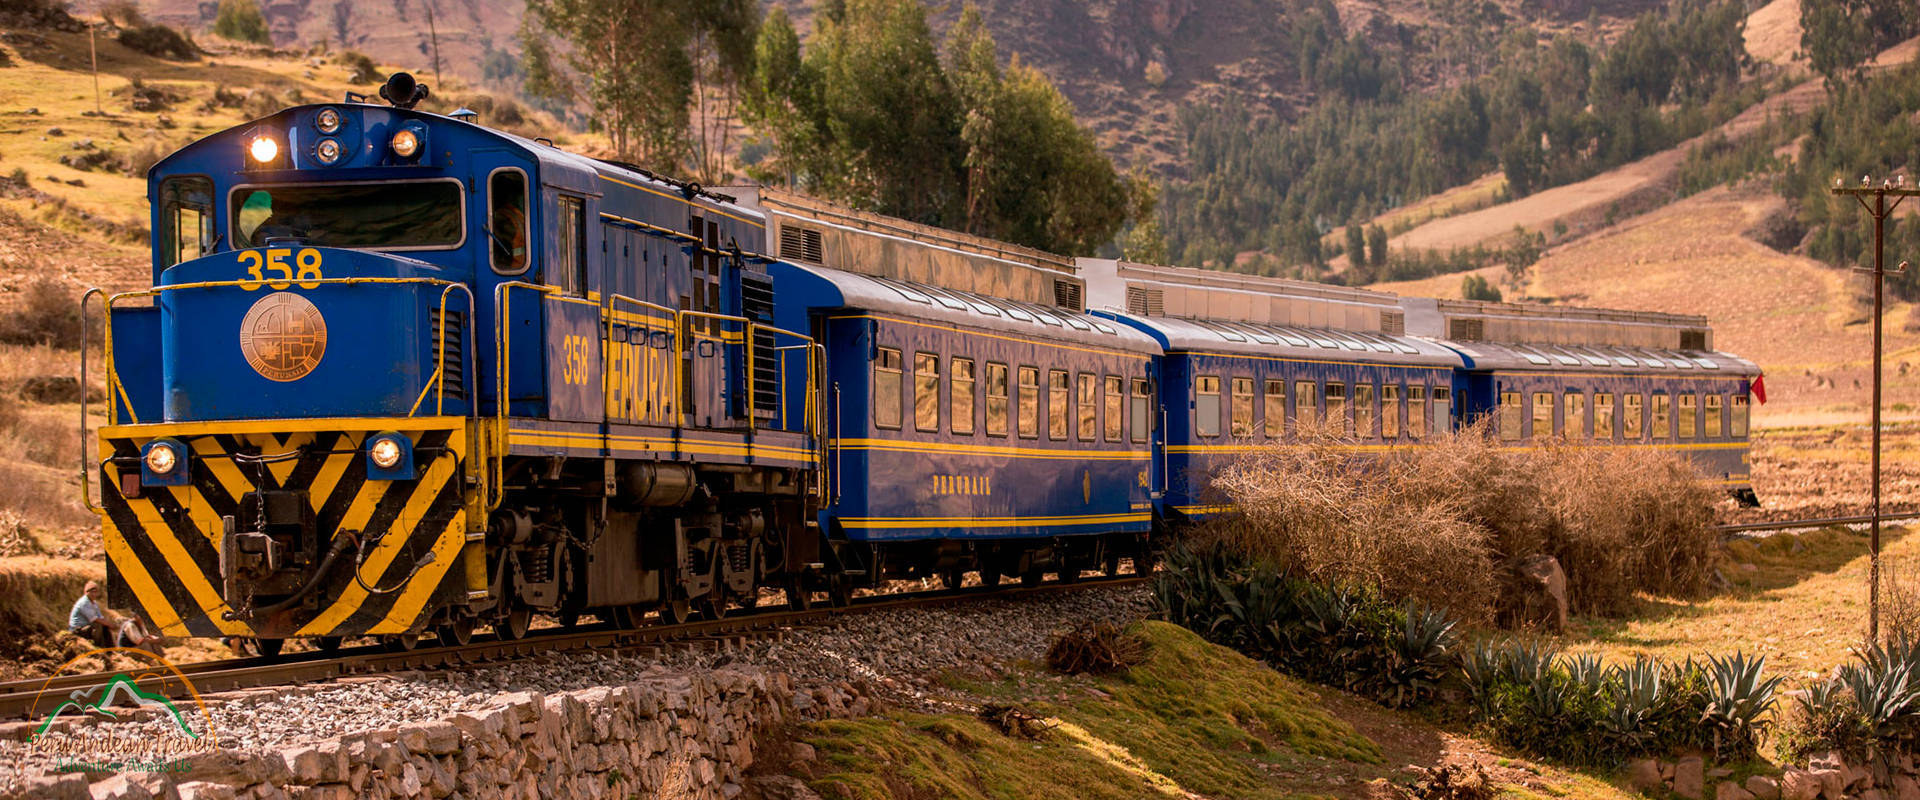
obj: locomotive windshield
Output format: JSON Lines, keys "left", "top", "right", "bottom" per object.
{"left": 230, "top": 180, "right": 463, "bottom": 249}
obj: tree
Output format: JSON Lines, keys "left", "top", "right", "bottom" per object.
{"left": 1344, "top": 223, "right": 1366, "bottom": 267}
{"left": 1461, "top": 273, "right": 1502, "bottom": 301}
{"left": 741, "top": 7, "right": 820, "bottom": 187}
{"left": 213, "top": 0, "right": 270, "bottom": 45}
{"left": 1801, "top": 0, "right": 1918, "bottom": 88}
{"left": 1366, "top": 224, "right": 1388, "bottom": 269}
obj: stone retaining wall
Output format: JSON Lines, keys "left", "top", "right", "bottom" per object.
{"left": 7, "top": 666, "right": 852, "bottom": 800}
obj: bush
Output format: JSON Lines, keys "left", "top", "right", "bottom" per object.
{"left": 118, "top": 24, "right": 198, "bottom": 60}
{"left": 335, "top": 50, "right": 379, "bottom": 84}
{"left": 0, "top": 277, "right": 85, "bottom": 347}
{"left": 213, "top": 0, "right": 270, "bottom": 44}
{"left": 1046, "top": 623, "right": 1149, "bottom": 675}
{"left": 1461, "top": 273, "right": 1502, "bottom": 302}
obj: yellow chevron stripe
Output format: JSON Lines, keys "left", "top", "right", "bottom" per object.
{"left": 368, "top": 509, "right": 467, "bottom": 634}
{"left": 163, "top": 484, "right": 223, "bottom": 549}
{"left": 305, "top": 445, "right": 357, "bottom": 516}
{"left": 298, "top": 452, "right": 455, "bottom": 636}
{"left": 119, "top": 490, "right": 246, "bottom": 636}
{"left": 261, "top": 431, "right": 318, "bottom": 486}
{"left": 190, "top": 436, "right": 259, "bottom": 510}
{"left": 101, "top": 518, "right": 186, "bottom": 636}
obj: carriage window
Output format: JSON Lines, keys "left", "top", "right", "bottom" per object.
{"left": 1594, "top": 393, "right": 1615, "bottom": 439}
{"left": 873, "top": 348, "right": 902, "bottom": 429}
{"left": 985, "top": 362, "right": 1008, "bottom": 437}
{"left": 1498, "top": 391, "right": 1522, "bottom": 440}
{"left": 1564, "top": 392, "right": 1585, "bottom": 440}
{"left": 1731, "top": 394, "right": 1750, "bottom": 437}
{"left": 1704, "top": 394, "right": 1723, "bottom": 438}
{"left": 952, "top": 358, "right": 976, "bottom": 436}
{"left": 1432, "top": 387, "right": 1450, "bottom": 435}
{"left": 1294, "top": 381, "right": 1317, "bottom": 433}
{"left": 1078, "top": 373, "right": 1098, "bottom": 441}
{"left": 1354, "top": 383, "right": 1375, "bottom": 439}
{"left": 915, "top": 353, "right": 940, "bottom": 433}
{"left": 1625, "top": 394, "right": 1645, "bottom": 439}
{"left": 1230, "top": 377, "right": 1254, "bottom": 436}
{"left": 488, "top": 169, "right": 530, "bottom": 273}
{"left": 1264, "top": 380, "right": 1286, "bottom": 438}
{"left": 1653, "top": 394, "right": 1672, "bottom": 439}
{"left": 1409, "top": 385, "right": 1426, "bottom": 438}
{"left": 554, "top": 195, "right": 587, "bottom": 296}
{"left": 1195, "top": 376, "right": 1222, "bottom": 438}
{"left": 1104, "top": 375, "right": 1124, "bottom": 441}
{"left": 231, "top": 179, "right": 463, "bottom": 249}
{"left": 1050, "top": 370, "right": 1070, "bottom": 440}
{"left": 1384, "top": 385, "right": 1403, "bottom": 439}
{"left": 1532, "top": 392, "right": 1554, "bottom": 439}
{"left": 1678, "top": 393, "right": 1697, "bottom": 439}
{"left": 160, "top": 176, "right": 213, "bottom": 267}
{"left": 1130, "top": 378, "right": 1151, "bottom": 443}
{"left": 1326, "top": 383, "right": 1348, "bottom": 437}
{"left": 1017, "top": 366, "right": 1039, "bottom": 438}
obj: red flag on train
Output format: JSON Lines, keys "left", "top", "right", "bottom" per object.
{"left": 1751, "top": 374, "right": 1767, "bottom": 404}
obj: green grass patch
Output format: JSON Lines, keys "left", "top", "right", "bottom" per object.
{"left": 798, "top": 621, "right": 1379, "bottom": 800}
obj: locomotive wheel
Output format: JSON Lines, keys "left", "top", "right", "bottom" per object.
{"left": 979, "top": 569, "right": 1001, "bottom": 588}
{"left": 661, "top": 598, "right": 692, "bottom": 626}
{"left": 254, "top": 638, "right": 285, "bottom": 658}
{"left": 383, "top": 633, "right": 421, "bottom": 652}
{"left": 611, "top": 605, "right": 641, "bottom": 630}
{"left": 437, "top": 616, "right": 475, "bottom": 647}
{"left": 1059, "top": 567, "right": 1081, "bottom": 585}
{"left": 698, "top": 596, "right": 728, "bottom": 621}
{"left": 785, "top": 578, "right": 812, "bottom": 611}
{"left": 827, "top": 575, "right": 853, "bottom": 608}
{"left": 1103, "top": 549, "right": 1123, "bottom": 577}
{"left": 1020, "top": 568, "right": 1043, "bottom": 588}
{"left": 558, "top": 609, "right": 581, "bottom": 629}
{"left": 939, "top": 568, "right": 964, "bottom": 590}
{"left": 498, "top": 606, "right": 532, "bottom": 641}
{"left": 316, "top": 636, "right": 344, "bottom": 654}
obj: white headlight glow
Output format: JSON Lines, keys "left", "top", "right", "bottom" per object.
{"left": 249, "top": 136, "right": 279, "bottom": 163}
{"left": 144, "top": 444, "right": 178, "bottom": 475}
{"left": 390, "top": 129, "right": 419, "bottom": 158}
{"left": 369, "top": 437, "right": 403, "bottom": 469}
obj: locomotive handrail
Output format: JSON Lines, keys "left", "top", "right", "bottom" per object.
{"left": 492, "top": 280, "right": 559, "bottom": 513}
{"left": 78, "top": 287, "right": 105, "bottom": 515}
{"left": 678, "top": 309, "right": 756, "bottom": 432}
{"left": 407, "top": 283, "right": 478, "bottom": 419}
{"left": 607, "top": 294, "right": 681, "bottom": 427}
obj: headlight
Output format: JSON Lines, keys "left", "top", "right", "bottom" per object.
{"left": 248, "top": 136, "right": 279, "bottom": 163}
{"left": 144, "top": 444, "right": 178, "bottom": 475}
{"left": 315, "top": 107, "right": 342, "bottom": 134}
{"left": 369, "top": 437, "right": 403, "bottom": 469}
{"left": 390, "top": 129, "right": 419, "bottom": 158}
{"left": 315, "top": 137, "right": 341, "bottom": 165}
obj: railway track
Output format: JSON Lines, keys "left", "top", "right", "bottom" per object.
{"left": 1714, "top": 511, "right": 1920, "bottom": 535}
{"left": 0, "top": 574, "right": 1149, "bottom": 723}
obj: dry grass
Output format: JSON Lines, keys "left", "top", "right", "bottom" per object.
{"left": 1206, "top": 421, "right": 1720, "bottom": 623}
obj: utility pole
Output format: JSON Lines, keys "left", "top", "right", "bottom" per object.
{"left": 89, "top": 24, "right": 101, "bottom": 115}
{"left": 425, "top": 1, "right": 442, "bottom": 87}
{"left": 1830, "top": 175, "right": 1916, "bottom": 644}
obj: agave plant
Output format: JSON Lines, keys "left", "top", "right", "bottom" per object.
{"left": 1563, "top": 653, "right": 1607, "bottom": 698}
{"left": 1374, "top": 602, "right": 1459, "bottom": 709}
{"left": 1600, "top": 658, "right": 1663, "bottom": 752}
{"left": 1839, "top": 658, "right": 1920, "bottom": 750}
{"left": 1499, "top": 639, "right": 1558, "bottom": 689}
{"left": 1460, "top": 638, "right": 1506, "bottom": 718}
{"left": 1700, "top": 651, "right": 1785, "bottom": 760}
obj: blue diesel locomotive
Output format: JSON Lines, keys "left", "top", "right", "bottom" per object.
{"left": 88, "top": 81, "right": 1759, "bottom": 650}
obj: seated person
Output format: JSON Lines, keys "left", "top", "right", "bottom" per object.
{"left": 68, "top": 581, "right": 164, "bottom": 656}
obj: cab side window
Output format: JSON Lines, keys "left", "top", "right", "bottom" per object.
{"left": 553, "top": 195, "right": 587, "bottom": 295}
{"left": 160, "top": 176, "right": 214, "bottom": 268}
{"left": 488, "top": 170, "right": 530, "bottom": 274}
{"left": 873, "top": 348, "right": 902, "bottom": 430}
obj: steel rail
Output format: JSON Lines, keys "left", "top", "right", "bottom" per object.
{"left": 1714, "top": 511, "right": 1920, "bottom": 534}
{"left": 0, "top": 574, "right": 1148, "bottom": 722}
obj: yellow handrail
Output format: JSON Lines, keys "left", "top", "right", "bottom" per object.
{"left": 78, "top": 287, "right": 105, "bottom": 515}
{"left": 407, "top": 282, "right": 477, "bottom": 418}
{"left": 608, "top": 294, "right": 681, "bottom": 427}
{"left": 491, "top": 280, "right": 557, "bottom": 512}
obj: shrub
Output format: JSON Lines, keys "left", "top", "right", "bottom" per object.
{"left": 213, "top": 0, "right": 270, "bottom": 45}
{"left": 0, "top": 277, "right": 85, "bottom": 347}
{"left": 119, "top": 23, "right": 198, "bottom": 60}
{"left": 1046, "top": 623, "right": 1149, "bottom": 675}
{"left": 335, "top": 50, "right": 379, "bottom": 84}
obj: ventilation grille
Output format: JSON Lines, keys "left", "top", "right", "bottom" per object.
{"left": 429, "top": 308, "right": 466, "bottom": 400}
{"left": 1380, "top": 311, "right": 1406, "bottom": 336}
{"left": 777, "top": 224, "right": 823, "bottom": 263}
{"left": 1447, "top": 317, "right": 1485, "bottom": 342}
{"left": 1680, "top": 329, "right": 1708, "bottom": 351}
{"left": 741, "top": 272, "right": 780, "bottom": 416}
{"left": 1052, "top": 279, "right": 1083, "bottom": 312}
{"left": 1125, "top": 286, "right": 1165, "bottom": 316}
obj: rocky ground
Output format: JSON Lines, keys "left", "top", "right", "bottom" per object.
{"left": 0, "top": 584, "right": 1150, "bottom": 786}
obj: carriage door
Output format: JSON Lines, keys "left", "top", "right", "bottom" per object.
{"left": 683, "top": 215, "right": 731, "bottom": 428}
{"left": 543, "top": 192, "right": 603, "bottom": 425}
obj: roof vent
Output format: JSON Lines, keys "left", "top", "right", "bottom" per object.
{"left": 1680, "top": 329, "right": 1708, "bottom": 351}
{"left": 778, "top": 224, "right": 824, "bottom": 264}
{"left": 1125, "top": 286, "right": 1165, "bottom": 316}
{"left": 1380, "top": 310, "right": 1405, "bottom": 336}
{"left": 1053, "top": 279, "right": 1083, "bottom": 312}
{"left": 1447, "top": 317, "right": 1485, "bottom": 342}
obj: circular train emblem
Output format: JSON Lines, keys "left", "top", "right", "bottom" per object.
{"left": 239, "top": 292, "right": 327, "bottom": 382}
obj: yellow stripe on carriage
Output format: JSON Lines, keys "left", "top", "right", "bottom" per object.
{"left": 837, "top": 438, "right": 1151, "bottom": 461}
{"left": 297, "top": 454, "right": 455, "bottom": 636}
{"left": 838, "top": 512, "right": 1149, "bottom": 529}
{"left": 368, "top": 510, "right": 468, "bottom": 634}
